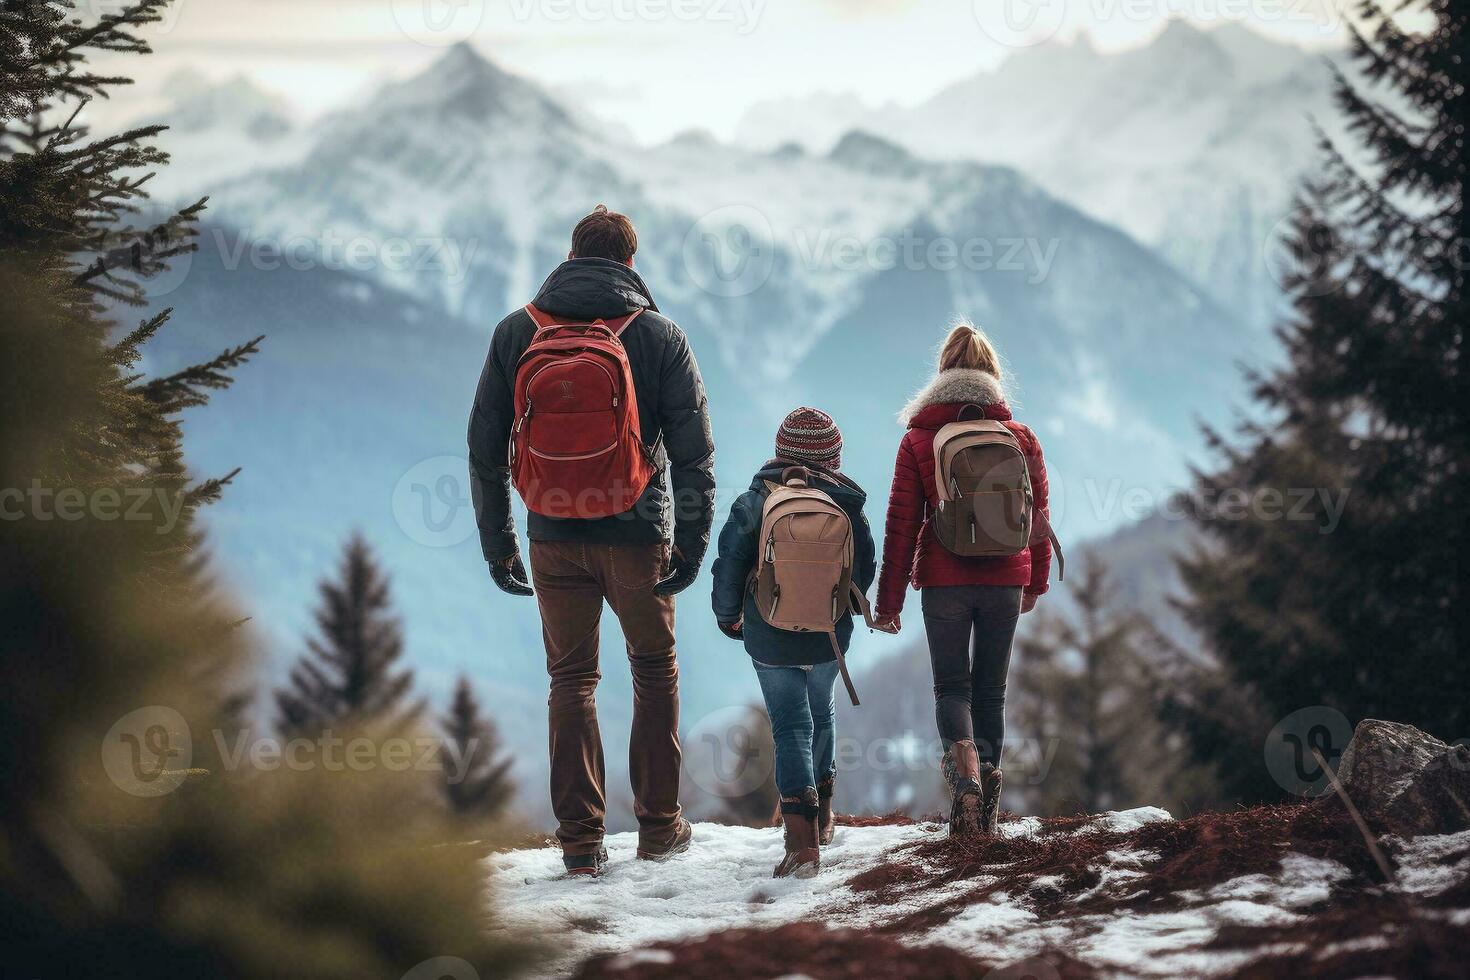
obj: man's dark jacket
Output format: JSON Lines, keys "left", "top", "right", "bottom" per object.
{"left": 710, "top": 460, "right": 877, "bottom": 667}
{"left": 468, "top": 258, "right": 716, "bottom": 565}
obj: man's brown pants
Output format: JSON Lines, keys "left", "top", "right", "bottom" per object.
{"left": 529, "top": 540, "right": 683, "bottom": 855}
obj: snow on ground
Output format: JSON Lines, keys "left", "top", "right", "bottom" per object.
{"left": 486, "top": 811, "right": 1470, "bottom": 979}
{"left": 486, "top": 820, "right": 932, "bottom": 974}
{"left": 1393, "top": 828, "right": 1470, "bottom": 897}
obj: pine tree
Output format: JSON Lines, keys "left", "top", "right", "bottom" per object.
{"left": 0, "top": 0, "right": 260, "bottom": 590}
{"left": 1012, "top": 556, "right": 1212, "bottom": 814}
{"left": 1177, "top": 0, "right": 1468, "bottom": 801}
{"left": 440, "top": 675, "right": 516, "bottom": 818}
{"left": 275, "top": 534, "right": 424, "bottom": 735}
{"left": 3, "top": 7, "right": 531, "bottom": 976}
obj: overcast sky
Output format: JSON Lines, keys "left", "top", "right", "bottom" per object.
{"left": 98, "top": 0, "right": 1362, "bottom": 143}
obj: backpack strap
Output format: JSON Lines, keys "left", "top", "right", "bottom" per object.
{"left": 1032, "top": 508, "right": 1065, "bottom": 581}
{"left": 849, "top": 580, "right": 877, "bottom": 628}
{"left": 829, "top": 632, "right": 860, "bottom": 706}
{"left": 827, "top": 581, "right": 879, "bottom": 707}
{"left": 525, "top": 303, "right": 645, "bottom": 336}
{"left": 604, "top": 308, "right": 644, "bottom": 336}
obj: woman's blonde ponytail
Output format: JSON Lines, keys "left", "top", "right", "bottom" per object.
{"left": 938, "top": 319, "right": 1002, "bottom": 378}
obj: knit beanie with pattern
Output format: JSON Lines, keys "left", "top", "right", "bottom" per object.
{"left": 775, "top": 406, "right": 842, "bottom": 470}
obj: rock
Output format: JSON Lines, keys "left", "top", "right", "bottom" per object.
{"left": 1335, "top": 719, "right": 1470, "bottom": 836}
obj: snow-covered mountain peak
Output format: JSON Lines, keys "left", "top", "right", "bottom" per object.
{"left": 410, "top": 40, "right": 515, "bottom": 95}
{"left": 664, "top": 127, "right": 720, "bottom": 149}
{"left": 154, "top": 72, "right": 293, "bottom": 140}
{"left": 375, "top": 41, "right": 576, "bottom": 132}
{"left": 1151, "top": 15, "right": 1221, "bottom": 50}
{"left": 828, "top": 130, "right": 920, "bottom": 176}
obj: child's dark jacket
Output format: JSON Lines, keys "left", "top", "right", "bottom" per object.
{"left": 711, "top": 460, "right": 877, "bottom": 667}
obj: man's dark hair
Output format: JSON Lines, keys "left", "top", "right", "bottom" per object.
{"left": 570, "top": 204, "right": 637, "bottom": 262}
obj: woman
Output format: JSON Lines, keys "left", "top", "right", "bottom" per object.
{"left": 873, "top": 321, "right": 1053, "bottom": 836}
{"left": 710, "top": 407, "right": 876, "bottom": 878}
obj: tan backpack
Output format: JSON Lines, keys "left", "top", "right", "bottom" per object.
{"left": 749, "top": 466, "right": 875, "bottom": 706}
{"left": 931, "top": 406, "right": 1065, "bottom": 579}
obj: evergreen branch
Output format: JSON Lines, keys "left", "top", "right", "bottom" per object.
{"left": 137, "top": 336, "right": 263, "bottom": 408}
{"left": 106, "top": 309, "right": 168, "bottom": 366}
{"left": 186, "top": 467, "right": 242, "bottom": 507}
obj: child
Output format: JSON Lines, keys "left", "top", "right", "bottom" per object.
{"left": 710, "top": 407, "right": 876, "bottom": 878}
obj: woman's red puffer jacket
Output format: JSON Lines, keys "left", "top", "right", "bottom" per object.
{"left": 875, "top": 370, "right": 1053, "bottom": 618}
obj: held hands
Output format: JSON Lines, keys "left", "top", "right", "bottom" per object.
{"left": 490, "top": 553, "right": 534, "bottom": 597}
{"left": 871, "top": 613, "right": 901, "bottom": 635}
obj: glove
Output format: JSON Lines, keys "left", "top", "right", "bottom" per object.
{"left": 1021, "top": 593, "right": 1039, "bottom": 614}
{"left": 717, "top": 619, "right": 743, "bottom": 641}
{"left": 490, "top": 554, "right": 533, "bottom": 597}
{"left": 653, "top": 545, "right": 701, "bottom": 597}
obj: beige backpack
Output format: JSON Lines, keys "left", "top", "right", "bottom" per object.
{"left": 931, "top": 407, "right": 1065, "bottom": 579}
{"left": 749, "top": 466, "right": 875, "bottom": 706}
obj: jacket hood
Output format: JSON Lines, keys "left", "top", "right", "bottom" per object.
{"left": 899, "top": 369, "right": 1010, "bottom": 429}
{"left": 531, "top": 258, "right": 660, "bottom": 320}
{"left": 751, "top": 458, "right": 866, "bottom": 505}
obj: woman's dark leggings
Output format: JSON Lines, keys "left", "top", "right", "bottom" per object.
{"left": 920, "top": 584, "right": 1023, "bottom": 768}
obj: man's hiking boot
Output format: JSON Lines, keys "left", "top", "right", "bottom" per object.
{"left": 563, "top": 846, "right": 609, "bottom": 878}
{"left": 816, "top": 777, "right": 836, "bottom": 845}
{"left": 774, "top": 788, "right": 821, "bottom": 878}
{"left": 636, "top": 817, "right": 693, "bottom": 861}
{"left": 947, "top": 740, "right": 983, "bottom": 837}
{"left": 979, "top": 763, "right": 1003, "bottom": 835}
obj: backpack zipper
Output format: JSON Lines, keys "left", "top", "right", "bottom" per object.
{"left": 528, "top": 441, "right": 618, "bottom": 461}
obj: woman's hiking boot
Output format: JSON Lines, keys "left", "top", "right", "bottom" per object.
{"left": 774, "top": 788, "right": 821, "bottom": 878}
{"left": 563, "top": 846, "right": 609, "bottom": 878}
{"left": 978, "top": 763, "right": 1003, "bottom": 835}
{"left": 816, "top": 777, "right": 836, "bottom": 845}
{"left": 947, "top": 740, "right": 983, "bottom": 837}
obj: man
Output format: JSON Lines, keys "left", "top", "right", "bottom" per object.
{"left": 467, "top": 205, "right": 715, "bottom": 876}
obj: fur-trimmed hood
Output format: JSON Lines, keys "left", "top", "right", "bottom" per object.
{"left": 898, "top": 369, "right": 1007, "bottom": 425}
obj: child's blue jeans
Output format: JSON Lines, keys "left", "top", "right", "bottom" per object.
{"left": 753, "top": 659, "right": 840, "bottom": 799}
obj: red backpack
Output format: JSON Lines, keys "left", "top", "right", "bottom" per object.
{"left": 508, "top": 304, "right": 654, "bottom": 519}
